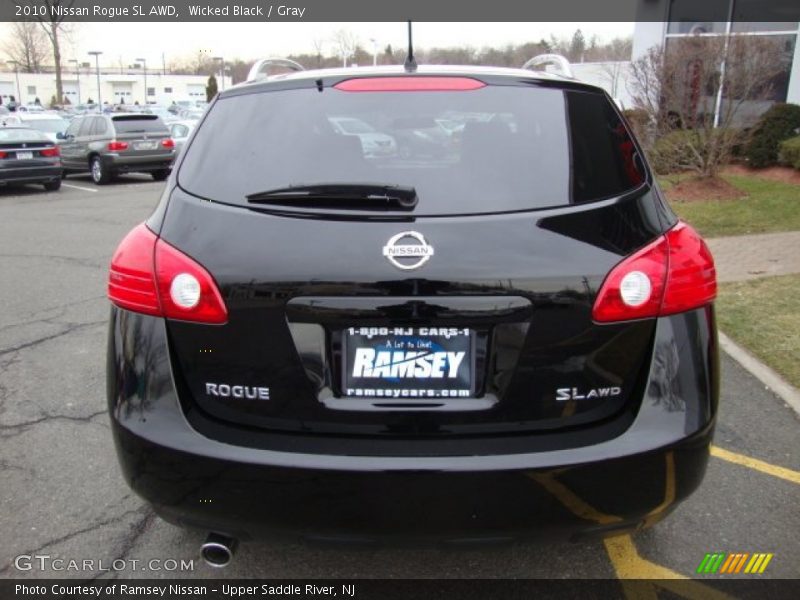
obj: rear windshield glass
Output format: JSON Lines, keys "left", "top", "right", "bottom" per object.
{"left": 111, "top": 115, "right": 167, "bottom": 134}
{"left": 0, "top": 128, "right": 48, "bottom": 142}
{"left": 179, "top": 84, "right": 644, "bottom": 215}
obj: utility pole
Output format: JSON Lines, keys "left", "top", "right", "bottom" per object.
{"left": 88, "top": 51, "right": 102, "bottom": 106}
{"left": 213, "top": 56, "right": 225, "bottom": 90}
{"left": 7, "top": 60, "right": 22, "bottom": 104}
{"left": 69, "top": 59, "right": 81, "bottom": 104}
{"left": 137, "top": 57, "right": 147, "bottom": 104}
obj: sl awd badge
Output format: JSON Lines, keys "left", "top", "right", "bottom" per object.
{"left": 382, "top": 231, "right": 434, "bottom": 271}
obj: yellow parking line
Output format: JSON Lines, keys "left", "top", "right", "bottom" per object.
{"left": 711, "top": 446, "right": 800, "bottom": 485}
{"left": 530, "top": 460, "right": 734, "bottom": 599}
{"left": 605, "top": 536, "right": 734, "bottom": 600}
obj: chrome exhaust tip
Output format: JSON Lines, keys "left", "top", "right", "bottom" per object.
{"left": 201, "top": 533, "right": 238, "bottom": 568}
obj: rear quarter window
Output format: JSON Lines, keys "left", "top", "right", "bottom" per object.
{"left": 179, "top": 83, "right": 645, "bottom": 216}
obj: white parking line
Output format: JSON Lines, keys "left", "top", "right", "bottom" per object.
{"left": 62, "top": 183, "right": 98, "bottom": 193}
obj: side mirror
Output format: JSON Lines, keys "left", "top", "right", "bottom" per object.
{"left": 56, "top": 131, "right": 66, "bottom": 140}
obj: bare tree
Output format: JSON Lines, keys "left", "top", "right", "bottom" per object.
{"left": 599, "top": 38, "right": 633, "bottom": 102}
{"left": 628, "top": 35, "right": 786, "bottom": 178}
{"left": 311, "top": 36, "right": 325, "bottom": 68}
{"left": 19, "top": 0, "right": 74, "bottom": 105}
{"left": 2, "top": 22, "right": 48, "bottom": 73}
{"left": 331, "top": 29, "right": 358, "bottom": 67}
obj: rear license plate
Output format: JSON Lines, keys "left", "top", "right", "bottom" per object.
{"left": 16, "top": 151, "right": 33, "bottom": 160}
{"left": 343, "top": 327, "right": 473, "bottom": 399}
{"left": 134, "top": 141, "right": 158, "bottom": 150}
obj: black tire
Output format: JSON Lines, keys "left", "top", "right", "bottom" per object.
{"left": 43, "top": 179, "right": 61, "bottom": 192}
{"left": 151, "top": 169, "right": 170, "bottom": 182}
{"left": 90, "top": 156, "right": 110, "bottom": 185}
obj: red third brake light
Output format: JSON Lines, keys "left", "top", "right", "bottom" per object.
{"left": 592, "top": 221, "right": 716, "bottom": 323}
{"left": 334, "top": 77, "right": 486, "bottom": 92}
{"left": 108, "top": 140, "right": 128, "bottom": 151}
{"left": 108, "top": 223, "right": 228, "bottom": 324}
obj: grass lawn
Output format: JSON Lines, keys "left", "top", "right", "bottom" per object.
{"left": 717, "top": 274, "right": 800, "bottom": 388}
{"left": 665, "top": 175, "right": 800, "bottom": 238}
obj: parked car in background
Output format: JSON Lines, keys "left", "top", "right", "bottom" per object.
{"left": 1, "top": 113, "right": 22, "bottom": 127}
{"left": 17, "top": 113, "right": 69, "bottom": 143}
{"left": 0, "top": 126, "right": 62, "bottom": 191}
{"left": 17, "top": 104, "right": 45, "bottom": 114}
{"left": 328, "top": 116, "right": 397, "bottom": 158}
{"left": 144, "top": 106, "right": 177, "bottom": 124}
{"left": 178, "top": 108, "right": 205, "bottom": 121}
{"left": 59, "top": 113, "right": 175, "bottom": 184}
{"left": 168, "top": 120, "right": 196, "bottom": 154}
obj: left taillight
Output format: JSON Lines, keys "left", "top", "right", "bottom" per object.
{"left": 108, "top": 223, "right": 228, "bottom": 324}
{"left": 40, "top": 146, "right": 60, "bottom": 157}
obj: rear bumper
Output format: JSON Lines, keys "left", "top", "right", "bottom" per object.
{"left": 107, "top": 308, "right": 718, "bottom": 542}
{"left": 0, "top": 164, "right": 62, "bottom": 185}
{"left": 113, "top": 420, "right": 712, "bottom": 543}
{"left": 102, "top": 153, "right": 173, "bottom": 172}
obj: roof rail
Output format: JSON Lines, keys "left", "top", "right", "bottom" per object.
{"left": 246, "top": 58, "right": 305, "bottom": 82}
{"left": 521, "top": 53, "right": 574, "bottom": 79}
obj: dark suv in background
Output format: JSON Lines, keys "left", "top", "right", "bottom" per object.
{"left": 59, "top": 113, "right": 175, "bottom": 184}
{"left": 107, "top": 59, "right": 718, "bottom": 566}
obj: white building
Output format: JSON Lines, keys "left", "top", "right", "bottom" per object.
{"left": 0, "top": 68, "right": 232, "bottom": 107}
{"left": 633, "top": 0, "right": 800, "bottom": 108}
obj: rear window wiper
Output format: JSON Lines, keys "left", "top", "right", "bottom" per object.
{"left": 246, "top": 183, "right": 418, "bottom": 211}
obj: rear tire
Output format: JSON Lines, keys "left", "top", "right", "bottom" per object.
{"left": 151, "top": 169, "right": 170, "bottom": 181}
{"left": 90, "top": 156, "right": 110, "bottom": 185}
{"left": 43, "top": 179, "right": 61, "bottom": 192}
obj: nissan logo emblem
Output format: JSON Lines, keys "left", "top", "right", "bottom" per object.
{"left": 382, "top": 231, "right": 434, "bottom": 271}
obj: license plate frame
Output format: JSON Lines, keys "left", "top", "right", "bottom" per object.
{"left": 341, "top": 326, "right": 475, "bottom": 400}
{"left": 133, "top": 141, "right": 158, "bottom": 151}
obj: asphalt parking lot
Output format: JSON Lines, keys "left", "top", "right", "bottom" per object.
{"left": 0, "top": 177, "right": 798, "bottom": 589}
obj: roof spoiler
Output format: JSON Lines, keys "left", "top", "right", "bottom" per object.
{"left": 521, "top": 53, "right": 574, "bottom": 79}
{"left": 246, "top": 58, "right": 305, "bottom": 82}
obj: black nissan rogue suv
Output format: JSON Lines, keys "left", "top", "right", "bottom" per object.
{"left": 106, "top": 63, "right": 718, "bottom": 563}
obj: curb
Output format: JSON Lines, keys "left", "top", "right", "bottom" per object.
{"left": 719, "top": 331, "right": 800, "bottom": 417}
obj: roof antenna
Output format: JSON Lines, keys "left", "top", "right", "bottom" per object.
{"left": 404, "top": 20, "right": 417, "bottom": 73}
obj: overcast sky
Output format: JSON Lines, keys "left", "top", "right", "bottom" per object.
{"left": 6, "top": 21, "right": 634, "bottom": 67}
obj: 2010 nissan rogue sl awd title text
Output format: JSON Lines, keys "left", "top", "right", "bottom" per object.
{"left": 106, "top": 57, "right": 718, "bottom": 565}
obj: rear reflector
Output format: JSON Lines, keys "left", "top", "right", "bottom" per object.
{"left": 108, "top": 223, "right": 227, "bottom": 324}
{"left": 334, "top": 77, "right": 486, "bottom": 92}
{"left": 592, "top": 221, "right": 716, "bottom": 323}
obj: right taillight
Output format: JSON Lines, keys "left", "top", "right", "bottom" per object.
{"left": 107, "top": 223, "right": 227, "bottom": 324}
{"left": 592, "top": 221, "right": 716, "bottom": 323}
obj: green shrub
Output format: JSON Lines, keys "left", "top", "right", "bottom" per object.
{"left": 778, "top": 136, "right": 800, "bottom": 170}
{"left": 649, "top": 130, "right": 697, "bottom": 174}
{"left": 744, "top": 103, "right": 800, "bottom": 168}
